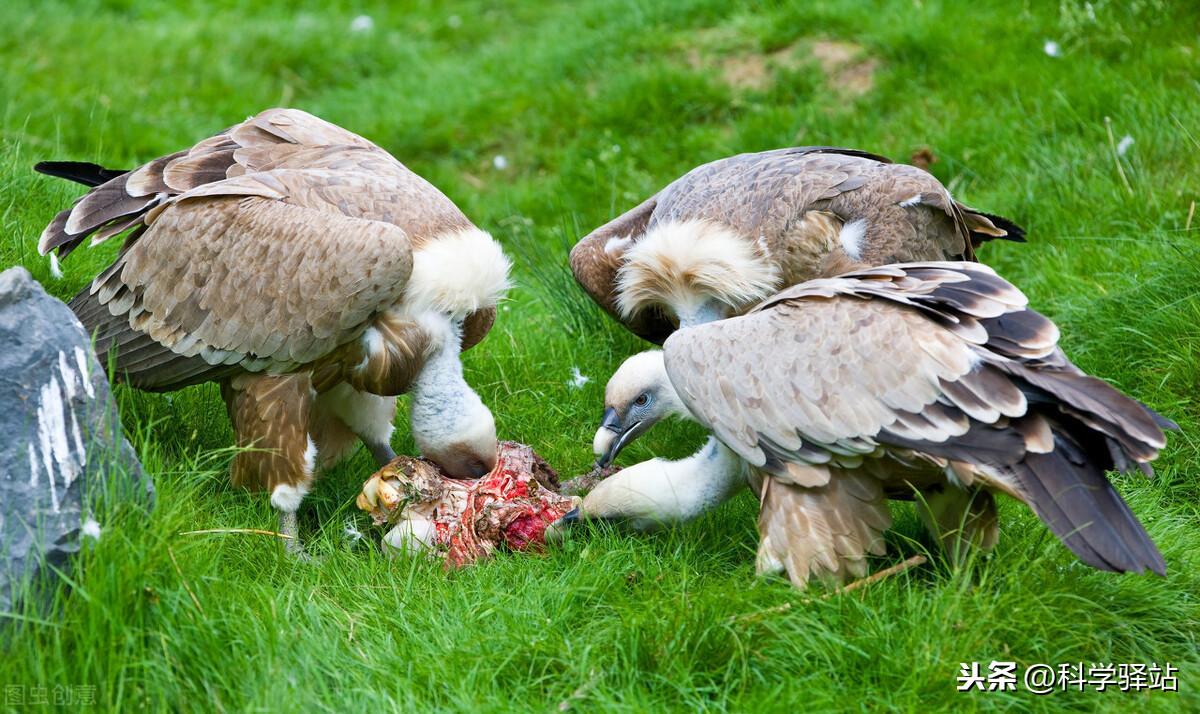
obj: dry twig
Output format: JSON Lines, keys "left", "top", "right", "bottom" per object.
{"left": 835, "top": 554, "right": 927, "bottom": 596}
{"left": 178, "top": 528, "right": 294, "bottom": 539}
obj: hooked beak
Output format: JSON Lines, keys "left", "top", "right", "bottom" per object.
{"left": 593, "top": 406, "right": 650, "bottom": 468}
{"left": 543, "top": 504, "right": 582, "bottom": 544}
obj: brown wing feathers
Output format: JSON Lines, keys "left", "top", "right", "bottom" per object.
{"left": 822, "top": 265, "right": 1170, "bottom": 574}
{"left": 35, "top": 107, "right": 402, "bottom": 260}
{"left": 67, "top": 284, "right": 234, "bottom": 391}
{"left": 668, "top": 262, "right": 1172, "bottom": 575}
{"left": 39, "top": 172, "right": 160, "bottom": 259}
{"left": 32, "top": 109, "right": 480, "bottom": 394}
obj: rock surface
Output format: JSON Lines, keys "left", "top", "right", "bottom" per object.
{"left": 0, "top": 267, "right": 150, "bottom": 612}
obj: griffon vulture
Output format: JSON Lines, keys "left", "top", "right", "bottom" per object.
{"left": 569, "top": 147, "right": 1024, "bottom": 342}
{"left": 35, "top": 108, "right": 510, "bottom": 556}
{"left": 567, "top": 262, "right": 1173, "bottom": 588}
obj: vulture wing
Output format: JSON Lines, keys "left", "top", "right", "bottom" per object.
{"left": 568, "top": 195, "right": 670, "bottom": 342}
{"left": 74, "top": 176, "right": 414, "bottom": 390}
{"left": 39, "top": 108, "right": 469, "bottom": 258}
{"left": 663, "top": 262, "right": 1170, "bottom": 583}
{"left": 652, "top": 148, "right": 975, "bottom": 264}
{"left": 39, "top": 108, "right": 502, "bottom": 390}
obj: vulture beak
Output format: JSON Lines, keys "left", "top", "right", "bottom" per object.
{"left": 593, "top": 406, "right": 649, "bottom": 468}
{"left": 543, "top": 506, "right": 580, "bottom": 545}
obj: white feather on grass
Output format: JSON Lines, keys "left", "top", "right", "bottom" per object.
{"left": 568, "top": 367, "right": 590, "bottom": 390}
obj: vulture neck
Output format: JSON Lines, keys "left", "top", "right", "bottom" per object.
{"left": 676, "top": 299, "right": 726, "bottom": 329}
{"left": 409, "top": 315, "right": 481, "bottom": 436}
{"left": 625, "top": 437, "right": 747, "bottom": 525}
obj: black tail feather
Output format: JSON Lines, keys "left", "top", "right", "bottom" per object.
{"left": 35, "top": 161, "right": 127, "bottom": 187}
{"left": 972, "top": 210, "right": 1027, "bottom": 244}
{"left": 1014, "top": 429, "right": 1165, "bottom": 575}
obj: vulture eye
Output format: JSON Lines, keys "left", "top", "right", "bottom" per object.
{"left": 634, "top": 393, "right": 650, "bottom": 407}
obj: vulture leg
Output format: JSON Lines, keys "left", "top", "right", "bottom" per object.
{"left": 755, "top": 468, "right": 893, "bottom": 589}
{"left": 312, "top": 383, "right": 398, "bottom": 468}
{"left": 913, "top": 486, "right": 999, "bottom": 565}
{"left": 279, "top": 511, "right": 311, "bottom": 561}
{"left": 221, "top": 374, "right": 317, "bottom": 558}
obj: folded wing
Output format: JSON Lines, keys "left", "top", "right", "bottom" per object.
{"left": 37, "top": 108, "right": 512, "bottom": 391}
{"left": 664, "top": 262, "right": 1171, "bottom": 577}
{"left": 74, "top": 188, "right": 414, "bottom": 390}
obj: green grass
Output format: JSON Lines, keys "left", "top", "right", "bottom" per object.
{"left": 2, "top": 0, "right": 1199, "bottom": 711}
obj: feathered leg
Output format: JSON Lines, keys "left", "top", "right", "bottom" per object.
{"left": 755, "top": 467, "right": 893, "bottom": 589}
{"left": 221, "top": 373, "right": 316, "bottom": 559}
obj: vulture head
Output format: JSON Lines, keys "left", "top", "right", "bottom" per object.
{"left": 593, "top": 220, "right": 780, "bottom": 468}
{"left": 593, "top": 350, "right": 690, "bottom": 467}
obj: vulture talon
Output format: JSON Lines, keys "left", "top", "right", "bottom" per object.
{"left": 279, "top": 511, "right": 316, "bottom": 562}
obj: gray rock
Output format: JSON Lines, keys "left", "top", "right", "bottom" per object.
{"left": 0, "top": 267, "right": 151, "bottom": 612}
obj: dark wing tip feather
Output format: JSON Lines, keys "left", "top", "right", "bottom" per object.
{"left": 35, "top": 161, "right": 127, "bottom": 187}
{"left": 1020, "top": 444, "right": 1167, "bottom": 576}
{"left": 794, "top": 146, "right": 895, "bottom": 164}
{"left": 977, "top": 211, "right": 1026, "bottom": 243}
{"left": 916, "top": 264, "right": 1171, "bottom": 464}
{"left": 1135, "top": 399, "right": 1180, "bottom": 432}
{"left": 968, "top": 209, "right": 1027, "bottom": 245}
{"left": 37, "top": 209, "right": 73, "bottom": 256}
{"left": 1010, "top": 367, "right": 1170, "bottom": 460}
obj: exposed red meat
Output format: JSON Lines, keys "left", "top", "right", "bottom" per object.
{"left": 357, "top": 441, "right": 579, "bottom": 569}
